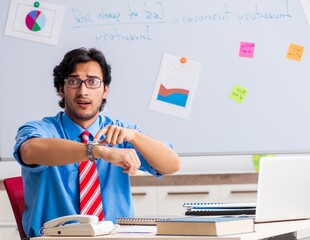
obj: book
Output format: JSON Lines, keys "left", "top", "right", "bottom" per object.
{"left": 156, "top": 216, "right": 254, "bottom": 236}
{"left": 116, "top": 215, "right": 186, "bottom": 226}
{"left": 183, "top": 202, "right": 256, "bottom": 216}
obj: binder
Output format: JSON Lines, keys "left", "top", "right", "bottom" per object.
{"left": 183, "top": 202, "right": 256, "bottom": 216}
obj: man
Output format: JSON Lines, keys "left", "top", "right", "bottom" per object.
{"left": 13, "top": 47, "right": 181, "bottom": 237}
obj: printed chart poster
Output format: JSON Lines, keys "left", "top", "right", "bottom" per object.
{"left": 150, "top": 54, "right": 202, "bottom": 119}
{"left": 5, "top": 0, "right": 65, "bottom": 45}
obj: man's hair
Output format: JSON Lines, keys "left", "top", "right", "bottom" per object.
{"left": 53, "top": 47, "right": 112, "bottom": 111}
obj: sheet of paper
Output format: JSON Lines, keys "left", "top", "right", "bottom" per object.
{"left": 5, "top": 0, "right": 65, "bottom": 45}
{"left": 116, "top": 225, "right": 156, "bottom": 234}
{"left": 300, "top": 0, "right": 310, "bottom": 25}
{"left": 150, "top": 54, "right": 202, "bottom": 119}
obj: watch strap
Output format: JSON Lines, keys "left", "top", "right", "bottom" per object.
{"left": 86, "top": 141, "right": 99, "bottom": 162}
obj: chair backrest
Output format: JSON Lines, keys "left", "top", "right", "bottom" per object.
{"left": 4, "top": 176, "right": 27, "bottom": 239}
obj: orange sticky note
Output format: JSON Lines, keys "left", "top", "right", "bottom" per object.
{"left": 287, "top": 43, "right": 304, "bottom": 61}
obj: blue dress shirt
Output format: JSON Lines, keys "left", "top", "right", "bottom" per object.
{"left": 13, "top": 112, "right": 163, "bottom": 237}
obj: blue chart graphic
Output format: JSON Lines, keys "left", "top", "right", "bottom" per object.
{"left": 157, "top": 84, "right": 190, "bottom": 107}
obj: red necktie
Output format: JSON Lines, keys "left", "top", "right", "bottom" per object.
{"left": 79, "top": 131, "right": 104, "bottom": 220}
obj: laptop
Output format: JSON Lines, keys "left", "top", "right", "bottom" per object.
{"left": 255, "top": 155, "right": 310, "bottom": 222}
{"left": 184, "top": 155, "right": 310, "bottom": 223}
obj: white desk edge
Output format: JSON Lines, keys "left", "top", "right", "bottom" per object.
{"left": 30, "top": 219, "right": 310, "bottom": 240}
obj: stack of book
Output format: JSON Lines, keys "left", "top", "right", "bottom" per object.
{"left": 117, "top": 214, "right": 254, "bottom": 236}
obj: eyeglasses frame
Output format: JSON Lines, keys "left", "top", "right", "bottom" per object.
{"left": 64, "top": 77, "right": 104, "bottom": 89}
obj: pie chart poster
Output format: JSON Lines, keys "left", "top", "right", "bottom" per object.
{"left": 5, "top": 0, "right": 65, "bottom": 45}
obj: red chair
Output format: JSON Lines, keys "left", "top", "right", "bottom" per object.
{"left": 4, "top": 176, "right": 27, "bottom": 239}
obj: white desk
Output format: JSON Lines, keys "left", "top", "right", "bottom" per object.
{"left": 31, "top": 219, "right": 310, "bottom": 240}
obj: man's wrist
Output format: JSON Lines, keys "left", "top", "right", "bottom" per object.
{"left": 128, "top": 129, "right": 140, "bottom": 145}
{"left": 86, "top": 141, "right": 99, "bottom": 162}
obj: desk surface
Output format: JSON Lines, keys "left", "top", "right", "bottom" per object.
{"left": 31, "top": 219, "right": 310, "bottom": 240}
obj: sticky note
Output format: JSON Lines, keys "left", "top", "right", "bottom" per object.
{"left": 229, "top": 85, "right": 248, "bottom": 104}
{"left": 286, "top": 43, "right": 304, "bottom": 61}
{"left": 239, "top": 42, "right": 255, "bottom": 58}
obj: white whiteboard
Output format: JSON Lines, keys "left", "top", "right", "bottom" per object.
{"left": 1, "top": 0, "right": 310, "bottom": 158}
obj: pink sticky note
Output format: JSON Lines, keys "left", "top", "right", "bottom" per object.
{"left": 239, "top": 42, "right": 255, "bottom": 58}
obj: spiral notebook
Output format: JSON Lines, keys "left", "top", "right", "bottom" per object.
{"left": 184, "top": 156, "right": 310, "bottom": 223}
{"left": 117, "top": 215, "right": 188, "bottom": 226}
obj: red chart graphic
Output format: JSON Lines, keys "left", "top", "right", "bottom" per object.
{"left": 25, "top": 10, "right": 46, "bottom": 32}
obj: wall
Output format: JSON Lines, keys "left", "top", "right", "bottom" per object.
{"left": 1, "top": 0, "right": 310, "bottom": 160}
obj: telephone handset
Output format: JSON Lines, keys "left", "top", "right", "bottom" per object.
{"left": 42, "top": 214, "right": 115, "bottom": 236}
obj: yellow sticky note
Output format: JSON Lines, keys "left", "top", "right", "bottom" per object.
{"left": 229, "top": 85, "right": 248, "bottom": 104}
{"left": 287, "top": 43, "right": 304, "bottom": 61}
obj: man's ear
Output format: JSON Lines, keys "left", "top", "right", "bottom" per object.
{"left": 59, "top": 87, "right": 64, "bottom": 98}
{"left": 103, "top": 86, "right": 109, "bottom": 99}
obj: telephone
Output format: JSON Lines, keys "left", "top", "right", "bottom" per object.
{"left": 42, "top": 214, "right": 115, "bottom": 236}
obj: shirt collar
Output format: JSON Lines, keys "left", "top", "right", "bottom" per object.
{"left": 62, "top": 112, "right": 101, "bottom": 141}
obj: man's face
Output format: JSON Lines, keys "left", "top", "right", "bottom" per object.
{"left": 60, "top": 61, "right": 108, "bottom": 128}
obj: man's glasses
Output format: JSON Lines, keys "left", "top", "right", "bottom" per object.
{"left": 64, "top": 77, "right": 103, "bottom": 89}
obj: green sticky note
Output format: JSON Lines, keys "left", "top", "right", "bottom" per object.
{"left": 229, "top": 85, "right": 248, "bottom": 104}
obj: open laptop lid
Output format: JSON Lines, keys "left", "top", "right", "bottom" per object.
{"left": 255, "top": 155, "right": 310, "bottom": 223}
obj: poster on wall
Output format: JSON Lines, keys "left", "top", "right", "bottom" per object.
{"left": 4, "top": 0, "right": 65, "bottom": 45}
{"left": 150, "top": 53, "right": 202, "bottom": 119}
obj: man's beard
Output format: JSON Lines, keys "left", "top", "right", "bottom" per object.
{"left": 66, "top": 102, "right": 100, "bottom": 122}
{"left": 68, "top": 109, "right": 97, "bottom": 121}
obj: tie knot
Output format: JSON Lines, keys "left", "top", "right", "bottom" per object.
{"left": 81, "top": 131, "right": 90, "bottom": 144}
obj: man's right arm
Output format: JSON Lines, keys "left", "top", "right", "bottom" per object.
{"left": 20, "top": 138, "right": 89, "bottom": 166}
{"left": 20, "top": 138, "right": 140, "bottom": 174}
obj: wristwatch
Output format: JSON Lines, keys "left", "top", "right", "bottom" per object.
{"left": 86, "top": 141, "right": 99, "bottom": 162}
